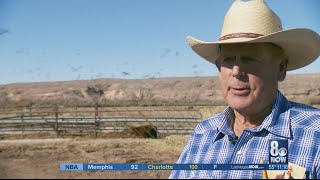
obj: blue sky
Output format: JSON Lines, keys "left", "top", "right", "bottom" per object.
{"left": 0, "top": 0, "right": 319, "bottom": 84}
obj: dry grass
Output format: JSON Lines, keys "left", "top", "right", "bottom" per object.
{"left": 0, "top": 136, "right": 187, "bottom": 179}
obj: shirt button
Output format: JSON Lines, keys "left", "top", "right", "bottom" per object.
{"left": 236, "top": 150, "right": 242, "bottom": 155}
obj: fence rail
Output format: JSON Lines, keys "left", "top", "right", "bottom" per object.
{"left": 0, "top": 105, "right": 202, "bottom": 138}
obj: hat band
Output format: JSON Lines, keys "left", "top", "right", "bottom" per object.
{"left": 219, "top": 33, "right": 264, "bottom": 40}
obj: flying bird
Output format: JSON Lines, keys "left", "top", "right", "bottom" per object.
{"left": 67, "top": 64, "right": 83, "bottom": 72}
{"left": 0, "top": 28, "right": 9, "bottom": 35}
{"left": 160, "top": 48, "right": 172, "bottom": 58}
{"left": 122, "top": 71, "right": 130, "bottom": 76}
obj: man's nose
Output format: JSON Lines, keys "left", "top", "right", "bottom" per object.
{"left": 231, "top": 63, "right": 245, "bottom": 77}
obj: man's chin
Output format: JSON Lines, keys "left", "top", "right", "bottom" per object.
{"left": 226, "top": 99, "right": 252, "bottom": 112}
{"left": 229, "top": 105, "right": 251, "bottom": 113}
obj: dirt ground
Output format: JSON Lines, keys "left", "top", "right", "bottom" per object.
{"left": 0, "top": 135, "right": 189, "bottom": 179}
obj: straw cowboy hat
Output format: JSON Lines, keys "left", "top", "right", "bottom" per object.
{"left": 187, "top": 0, "right": 320, "bottom": 70}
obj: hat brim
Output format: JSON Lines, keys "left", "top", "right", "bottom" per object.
{"left": 187, "top": 28, "right": 320, "bottom": 71}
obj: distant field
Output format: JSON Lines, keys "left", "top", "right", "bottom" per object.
{"left": 1, "top": 74, "right": 319, "bottom": 109}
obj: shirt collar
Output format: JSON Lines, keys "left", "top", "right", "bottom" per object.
{"left": 216, "top": 91, "right": 292, "bottom": 139}
{"left": 217, "top": 106, "right": 235, "bottom": 136}
{"left": 262, "top": 91, "right": 292, "bottom": 139}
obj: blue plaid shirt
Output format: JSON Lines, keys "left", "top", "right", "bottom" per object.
{"left": 169, "top": 91, "right": 320, "bottom": 179}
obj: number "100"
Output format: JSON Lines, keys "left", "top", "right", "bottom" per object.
{"left": 189, "top": 164, "right": 198, "bottom": 170}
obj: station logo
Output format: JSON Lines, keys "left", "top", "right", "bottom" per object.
{"left": 269, "top": 139, "right": 288, "bottom": 164}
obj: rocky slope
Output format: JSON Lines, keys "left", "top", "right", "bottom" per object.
{"left": 0, "top": 73, "right": 319, "bottom": 108}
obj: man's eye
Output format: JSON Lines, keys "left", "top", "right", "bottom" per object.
{"left": 223, "top": 57, "right": 235, "bottom": 63}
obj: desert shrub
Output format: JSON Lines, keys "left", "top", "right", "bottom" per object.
{"left": 0, "top": 91, "right": 9, "bottom": 108}
{"left": 300, "top": 98, "right": 312, "bottom": 105}
{"left": 309, "top": 96, "right": 320, "bottom": 105}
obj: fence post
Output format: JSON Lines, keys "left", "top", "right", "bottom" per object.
{"left": 94, "top": 103, "right": 98, "bottom": 138}
{"left": 54, "top": 105, "right": 59, "bottom": 137}
{"left": 28, "top": 105, "right": 33, "bottom": 138}
{"left": 75, "top": 106, "right": 78, "bottom": 121}
{"left": 20, "top": 108, "right": 24, "bottom": 138}
{"left": 29, "top": 104, "right": 32, "bottom": 119}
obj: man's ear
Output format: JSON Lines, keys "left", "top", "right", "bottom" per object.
{"left": 278, "top": 58, "right": 288, "bottom": 82}
{"left": 215, "top": 62, "right": 221, "bottom": 72}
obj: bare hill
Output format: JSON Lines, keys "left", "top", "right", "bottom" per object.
{"left": 0, "top": 73, "right": 319, "bottom": 108}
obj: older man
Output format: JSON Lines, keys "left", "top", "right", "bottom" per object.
{"left": 169, "top": 0, "right": 320, "bottom": 179}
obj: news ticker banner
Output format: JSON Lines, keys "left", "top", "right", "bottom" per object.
{"left": 60, "top": 163, "right": 289, "bottom": 171}
{"left": 61, "top": 139, "right": 289, "bottom": 171}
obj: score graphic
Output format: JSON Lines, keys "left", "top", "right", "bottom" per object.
{"left": 269, "top": 140, "right": 288, "bottom": 164}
